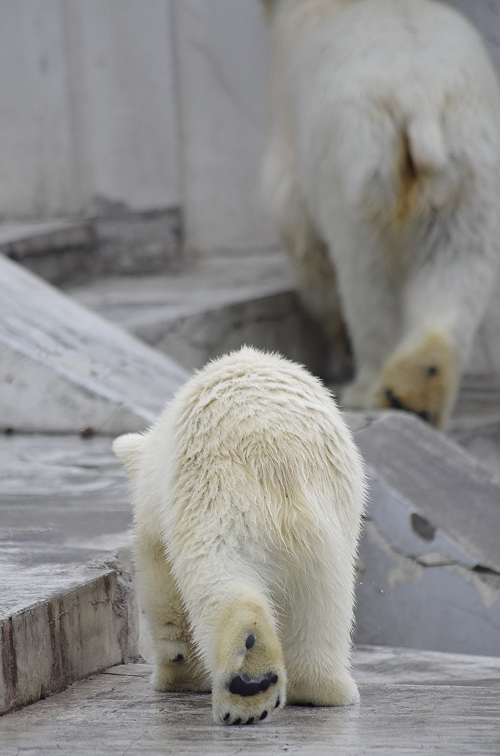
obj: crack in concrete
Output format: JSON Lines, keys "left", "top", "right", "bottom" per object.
{"left": 363, "top": 518, "right": 500, "bottom": 606}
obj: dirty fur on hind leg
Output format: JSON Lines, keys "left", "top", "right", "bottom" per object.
{"left": 212, "top": 597, "right": 286, "bottom": 725}
{"left": 375, "top": 331, "right": 459, "bottom": 427}
{"left": 134, "top": 537, "right": 211, "bottom": 693}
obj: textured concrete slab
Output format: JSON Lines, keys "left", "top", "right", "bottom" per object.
{"left": 1, "top": 647, "right": 499, "bottom": 754}
{"left": 0, "top": 433, "right": 132, "bottom": 607}
{"left": 0, "top": 221, "right": 92, "bottom": 250}
{"left": 348, "top": 411, "right": 500, "bottom": 656}
{"left": 0, "top": 254, "right": 188, "bottom": 433}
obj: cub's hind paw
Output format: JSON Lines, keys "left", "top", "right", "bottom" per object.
{"left": 215, "top": 668, "right": 284, "bottom": 726}
{"left": 212, "top": 606, "right": 286, "bottom": 725}
{"left": 151, "top": 640, "right": 210, "bottom": 693}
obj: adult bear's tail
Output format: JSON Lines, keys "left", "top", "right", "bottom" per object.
{"left": 393, "top": 115, "right": 454, "bottom": 226}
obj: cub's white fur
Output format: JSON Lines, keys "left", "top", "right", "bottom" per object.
{"left": 261, "top": 0, "right": 500, "bottom": 427}
{"left": 113, "top": 347, "right": 365, "bottom": 725}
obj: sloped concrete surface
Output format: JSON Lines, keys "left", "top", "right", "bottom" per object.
{"left": 1, "top": 647, "right": 499, "bottom": 755}
{"left": 350, "top": 411, "right": 500, "bottom": 573}
{"left": 347, "top": 411, "right": 500, "bottom": 655}
{"left": 0, "top": 254, "right": 189, "bottom": 433}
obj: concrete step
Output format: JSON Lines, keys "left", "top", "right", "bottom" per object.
{"left": 66, "top": 247, "right": 342, "bottom": 380}
{"left": 0, "top": 210, "right": 183, "bottom": 286}
{"left": 1, "top": 646, "right": 499, "bottom": 754}
{"left": 0, "top": 254, "right": 188, "bottom": 434}
{"left": 0, "top": 220, "right": 97, "bottom": 285}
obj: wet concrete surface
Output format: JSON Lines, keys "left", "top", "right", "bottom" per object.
{"left": 1, "top": 646, "right": 499, "bottom": 755}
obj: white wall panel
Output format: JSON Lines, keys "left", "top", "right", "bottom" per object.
{"left": 173, "top": 0, "right": 277, "bottom": 251}
{"left": 0, "top": 0, "right": 181, "bottom": 218}
{"left": 64, "top": 0, "right": 181, "bottom": 212}
{"left": 0, "top": 1, "right": 76, "bottom": 216}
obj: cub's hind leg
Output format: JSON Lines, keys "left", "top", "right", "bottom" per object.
{"left": 135, "top": 533, "right": 210, "bottom": 693}
{"left": 281, "top": 553, "right": 359, "bottom": 708}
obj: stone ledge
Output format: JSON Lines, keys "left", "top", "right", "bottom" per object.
{"left": 0, "top": 551, "right": 138, "bottom": 715}
{"left": 0, "top": 221, "right": 97, "bottom": 286}
{"left": 68, "top": 248, "right": 350, "bottom": 381}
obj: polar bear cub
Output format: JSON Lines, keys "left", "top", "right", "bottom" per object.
{"left": 113, "top": 347, "right": 365, "bottom": 725}
{"left": 261, "top": 0, "right": 500, "bottom": 427}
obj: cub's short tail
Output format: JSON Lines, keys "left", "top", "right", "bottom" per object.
{"left": 112, "top": 432, "right": 147, "bottom": 475}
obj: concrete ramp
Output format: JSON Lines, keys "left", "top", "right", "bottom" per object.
{"left": 0, "top": 254, "right": 189, "bottom": 434}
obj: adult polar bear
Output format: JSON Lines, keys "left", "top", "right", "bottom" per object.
{"left": 113, "top": 347, "right": 365, "bottom": 725}
{"left": 261, "top": 0, "right": 500, "bottom": 427}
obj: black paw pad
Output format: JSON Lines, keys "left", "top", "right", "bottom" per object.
{"left": 245, "top": 634, "right": 255, "bottom": 650}
{"left": 259, "top": 710, "right": 268, "bottom": 720}
{"left": 275, "top": 697, "right": 280, "bottom": 708}
{"left": 223, "top": 712, "right": 230, "bottom": 721}
{"left": 229, "top": 672, "right": 278, "bottom": 697}
{"left": 246, "top": 717, "right": 254, "bottom": 725}
{"left": 233, "top": 718, "right": 242, "bottom": 726}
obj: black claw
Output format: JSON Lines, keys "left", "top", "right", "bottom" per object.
{"left": 275, "top": 698, "right": 280, "bottom": 708}
{"left": 246, "top": 717, "right": 254, "bottom": 725}
{"left": 245, "top": 634, "right": 255, "bottom": 650}
{"left": 260, "top": 710, "right": 268, "bottom": 720}
{"left": 233, "top": 718, "right": 242, "bottom": 726}
{"left": 417, "top": 410, "right": 431, "bottom": 423}
{"left": 385, "top": 388, "right": 404, "bottom": 410}
{"left": 385, "top": 388, "right": 432, "bottom": 424}
{"left": 223, "top": 713, "right": 230, "bottom": 721}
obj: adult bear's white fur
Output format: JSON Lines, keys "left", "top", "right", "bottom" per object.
{"left": 113, "top": 347, "right": 365, "bottom": 725}
{"left": 261, "top": 0, "right": 500, "bottom": 427}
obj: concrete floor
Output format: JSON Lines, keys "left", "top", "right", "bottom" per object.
{"left": 2, "top": 243, "right": 500, "bottom": 741}
{"left": 1, "top": 646, "right": 500, "bottom": 755}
